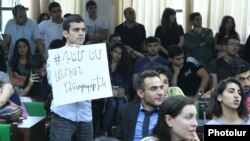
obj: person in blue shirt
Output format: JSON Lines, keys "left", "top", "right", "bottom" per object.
{"left": 47, "top": 15, "right": 93, "bottom": 141}
{"left": 2, "top": 4, "right": 44, "bottom": 62}
{"left": 133, "top": 36, "right": 169, "bottom": 90}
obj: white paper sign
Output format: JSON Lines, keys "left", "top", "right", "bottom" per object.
{"left": 48, "top": 43, "right": 112, "bottom": 106}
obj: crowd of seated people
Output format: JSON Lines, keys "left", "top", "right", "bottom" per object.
{"left": 1, "top": 0, "right": 250, "bottom": 141}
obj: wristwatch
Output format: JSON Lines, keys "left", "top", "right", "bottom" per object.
{"left": 198, "top": 88, "right": 204, "bottom": 96}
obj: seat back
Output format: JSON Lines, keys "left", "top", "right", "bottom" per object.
{"left": 23, "top": 102, "right": 46, "bottom": 116}
{"left": 0, "top": 124, "right": 11, "bottom": 141}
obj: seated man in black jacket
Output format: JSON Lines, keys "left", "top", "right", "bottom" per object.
{"left": 116, "top": 70, "right": 164, "bottom": 140}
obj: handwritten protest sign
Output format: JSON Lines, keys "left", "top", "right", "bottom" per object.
{"left": 48, "top": 43, "right": 112, "bottom": 106}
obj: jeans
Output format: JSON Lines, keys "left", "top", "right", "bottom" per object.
{"left": 50, "top": 113, "right": 93, "bottom": 141}
{"left": 102, "top": 97, "right": 127, "bottom": 132}
{"left": 91, "top": 98, "right": 105, "bottom": 137}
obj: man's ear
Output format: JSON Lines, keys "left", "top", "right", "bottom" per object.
{"left": 137, "top": 89, "right": 143, "bottom": 99}
{"left": 63, "top": 30, "right": 68, "bottom": 39}
{"left": 165, "top": 114, "right": 173, "bottom": 127}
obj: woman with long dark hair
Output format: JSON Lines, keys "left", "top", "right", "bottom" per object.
{"left": 10, "top": 38, "right": 32, "bottom": 90}
{"left": 102, "top": 43, "right": 132, "bottom": 135}
{"left": 214, "top": 15, "right": 239, "bottom": 58}
{"left": 155, "top": 7, "right": 185, "bottom": 58}
{"left": 207, "top": 78, "right": 250, "bottom": 124}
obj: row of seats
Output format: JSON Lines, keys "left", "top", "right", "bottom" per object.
{"left": 0, "top": 102, "right": 46, "bottom": 141}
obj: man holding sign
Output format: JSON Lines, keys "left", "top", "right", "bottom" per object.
{"left": 47, "top": 14, "right": 112, "bottom": 141}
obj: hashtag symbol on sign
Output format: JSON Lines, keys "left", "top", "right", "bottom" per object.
{"left": 53, "top": 54, "right": 61, "bottom": 65}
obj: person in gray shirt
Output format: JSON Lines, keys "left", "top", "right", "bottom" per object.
{"left": 207, "top": 78, "right": 250, "bottom": 125}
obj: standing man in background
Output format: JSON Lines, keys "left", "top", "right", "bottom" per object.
{"left": 84, "top": 1, "right": 109, "bottom": 137}
{"left": 115, "top": 7, "right": 146, "bottom": 54}
{"left": 85, "top": 0, "right": 109, "bottom": 44}
{"left": 39, "top": 2, "right": 64, "bottom": 56}
{"left": 2, "top": 5, "right": 44, "bottom": 66}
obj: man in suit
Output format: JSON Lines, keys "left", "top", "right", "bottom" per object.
{"left": 116, "top": 70, "right": 165, "bottom": 141}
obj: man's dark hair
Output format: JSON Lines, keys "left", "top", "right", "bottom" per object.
{"left": 168, "top": 45, "right": 185, "bottom": 59}
{"left": 189, "top": 12, "right": 201, "bottom": 21}
{"left": 140, "top": 62, "right": 172, "bottom": 84}
{"left": 108, "top": 33, "right": 121, "bottom": 42}
{"left": 63, "top": 14, "right": 84, "bottom": 31}
{"left": 229, "top": 57, "right": 250, "bottom": 76}
{"left": 86, "top": 0, "right": 97, "bottom": 10}
{"left": 12, "top": 4, "right": 26, "bottom": 17}
{"left": 30, "top": 53, "right": 46, "bottom": 70}
{"left": 144, "top": 36, "right": 160, "bottom": 45}
{"left": 222, "top": 36, "right": 240, "bottom": 45}
{"left": 48, "top": 2, "right": 61, "bottom": 12}
{"left": 136, "top": 70, "right": 160, "bottom": 90}
{"left": 49, "top": 39, "right": 65, "bottom": 49}
{"left": 63, "top": 13, "right": 72, "bottom": 18}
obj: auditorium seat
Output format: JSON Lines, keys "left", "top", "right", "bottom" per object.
{"left": 23, "top": 102, "right": 46, "bottom": 116}
{"left": 0, "top": 124, "right": 11, "bottom": 141}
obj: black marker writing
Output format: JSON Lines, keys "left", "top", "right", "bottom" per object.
{"left": 63, "top": 50, "right": 85, "bottom": 64}
{"left": 64, "top": 76, "right": 106, "bottom": 93}
{"left": 53, "top": 53, "right": 61, "bottom": 65}
{"left": 55, "top": 66, "right": 83, "bottom": 82}
{"left": 89, "top": 49, "right": 102, "bottom": 60}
